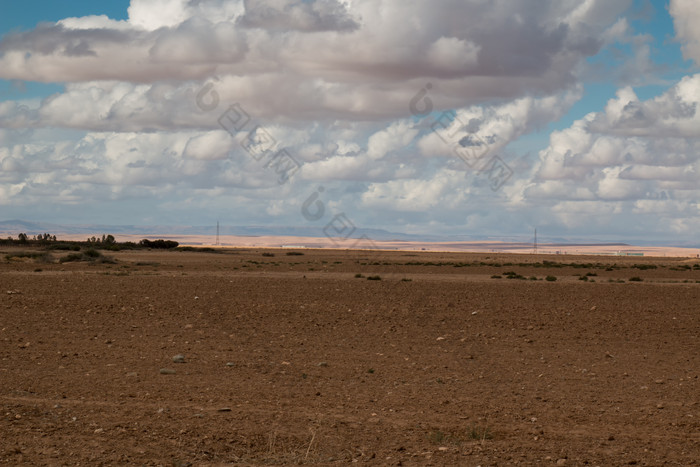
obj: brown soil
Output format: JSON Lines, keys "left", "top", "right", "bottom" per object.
{"left": 1, "top": 247, "right": 700, "bottom": 465}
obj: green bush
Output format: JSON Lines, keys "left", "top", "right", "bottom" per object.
{"left": 83, "top": 249, "right": 100, "bottom": 258}
{"left": 59, "top": 250, "right": 115, "bottom": 264}
{"left": 59, "top": 253, "right": 84, "bottom": 263}
{"left": 48, "top": 243, "right": 80, "bottom": 251}
{"left": 545, "top": 275, "right": 557, "bottom": 282}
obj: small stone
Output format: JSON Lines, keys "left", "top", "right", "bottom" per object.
{"left": 317, "top": 362, "right": 328, "bottom": 367}
{"left": 654, "top": 379, "right": 664, "bottom": 384}
{"left": 217, "top": 407, "right": 231, "bottom": 412}
{"left": 438, "top": 447, "right": 448, "bottom": 451}
{"left": 94, "top": 428, "right": 103, "bottom": 434}
{"left": 159, "top": 368, "right": 176, "bottom": 375}
{"left": 656, "top": 403, "right": 664, "bottom": 409}
{"left": 126, "top": 372, "right": 138, "bottom": 378}
{"left": 556, "top": 459, "right": 567, "bottom": 466}
{"left": 172, "top": 354, "right": 186, "bottom": 363}
{"left": 14, "top": 414, "right": 21, "bottom": 420}
{"left": 226, "top": 362, "right": 235, "bottom": 367}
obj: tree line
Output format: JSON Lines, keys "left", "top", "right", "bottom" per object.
{"left": 0, "top": 233, "right": 179, "bottom": 250}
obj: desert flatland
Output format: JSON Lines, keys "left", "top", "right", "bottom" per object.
{"left": 2, "top": 247, "right": 700, "bottom": 465}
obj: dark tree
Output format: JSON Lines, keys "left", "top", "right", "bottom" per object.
{"left": 139, "top": 239, "right": 179, "bottom": 249}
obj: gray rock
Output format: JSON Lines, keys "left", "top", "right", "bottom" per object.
{"left": 159, "top": 368, "right": 176, "bottom": 375}
{"left": 172, "top": 354, "right": 186, "bottom": 363}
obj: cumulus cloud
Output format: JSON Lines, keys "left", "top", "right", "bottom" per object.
{"left": 520, "top": 74, "right": 700, "bottom": 237}
{"left": 588, "top": 76, "right": 700, "bottom": 137}
{"left": 418, "top": 88, "right": 583, "bottom": 162}
{"left": 0, "top": 0, "right": 627, "bottom": 101}
{"left": 671, "top": 0, "right": 700, "bottom": 65}
{"left": 9, "top": 0, "right": 690, "bottom": 239}
{"left": 237, "top": 0, "right": 359, "bottom": 32}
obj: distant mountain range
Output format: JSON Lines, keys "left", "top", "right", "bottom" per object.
{"left": 0, "top": 219, "right": 696, "bottom": 248}
{"left": 0, "top": 219, "right": 435, "bottom": 241}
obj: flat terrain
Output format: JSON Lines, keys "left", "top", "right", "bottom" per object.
{"left": 1, "top": 247, "right": 700, "bottom": 465}
{"left": 48, "top": 233, "right": 700, "bottom": 257}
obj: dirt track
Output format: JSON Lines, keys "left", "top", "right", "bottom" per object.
{"left": 2, "top": 247, "right": 700, "bottom": 465}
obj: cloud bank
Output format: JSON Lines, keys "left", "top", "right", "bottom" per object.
{"left": 2, "top": 0, "right": 699, "bottom": 242}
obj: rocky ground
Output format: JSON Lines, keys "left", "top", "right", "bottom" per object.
{"left": 1, "top": 247, "right": 700, "bottom": 465}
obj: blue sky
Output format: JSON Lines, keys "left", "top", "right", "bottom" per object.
{"left": 1, "top": 0, "right": 700, "bottom": 244}
{"left": 0, "top": 0, "right": 129, "bottom": 100}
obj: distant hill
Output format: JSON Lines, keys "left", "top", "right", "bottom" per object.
{"left": 0, "top": 219, "right": 433, "bottom": 242}
{"left": 1, "top": 219, "right": 694, "bottom": 248}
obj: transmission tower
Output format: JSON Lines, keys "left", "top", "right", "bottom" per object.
{"left": 533, "top": 228, "right": 537, "bottom": 254}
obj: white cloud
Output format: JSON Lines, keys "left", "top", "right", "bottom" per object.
{"left": 0, "top": 0, "right": 626, "bottom": 102}
{"left": 671, "top": 0, "right": 700, "bottom": 65}
{"left": 238, "top": 0, "right": 359, "bottom": 32}
{"left": 427, "top": 37, "right": 480, "bottom": 72}
{"left": 520, "top": 73, "right": 700, "bottom": 237}
{"left": 128, "top": 0, "right": 193, "bottom": 30}
{"left": 8, "top": 0, "right": 695, "bottom": 240}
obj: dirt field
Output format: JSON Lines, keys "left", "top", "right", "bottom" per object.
{"left": 2, "top": 247, "right": 700, "bottom": 465}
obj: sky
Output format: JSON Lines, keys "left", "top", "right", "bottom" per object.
{"left": 1, "top": 0, "right": 700, "bottom": 244}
